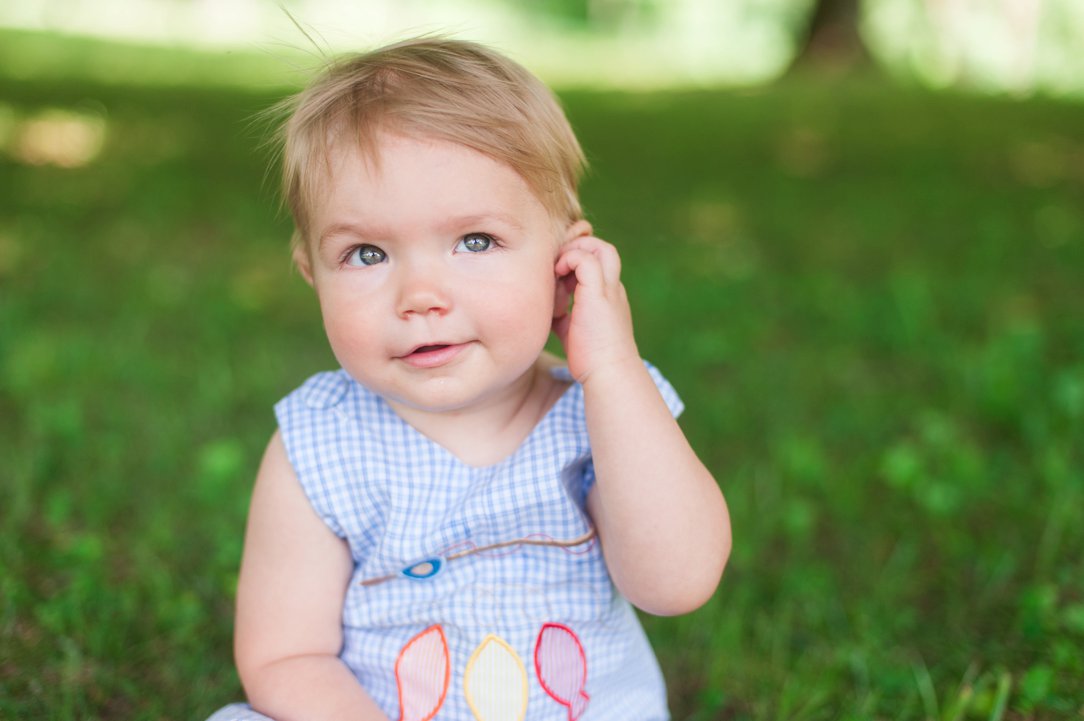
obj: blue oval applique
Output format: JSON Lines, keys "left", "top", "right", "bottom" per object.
{"left": 401, "top": 558, "right": 444, "bottom": 581}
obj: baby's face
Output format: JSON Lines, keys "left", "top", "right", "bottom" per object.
{"left": 298, "top": 132, "right": 567, "bottom": 415}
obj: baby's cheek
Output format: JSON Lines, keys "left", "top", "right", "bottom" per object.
{"left": 320, "top": 304, "right": 375, "bottom": 367}
{"left": 495, "top": 270, "right": 555, "bottom": 319}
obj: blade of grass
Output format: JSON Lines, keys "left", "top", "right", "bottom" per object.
{"left": 987, "top": 672, "right": 1012, "bottom": 721}
{"left": 913, "top": 658, "right": 939, "bottom": 721}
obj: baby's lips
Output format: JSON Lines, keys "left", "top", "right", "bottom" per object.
{"left": 411, "top": 344, "right": 450, "bottom": 355}
{"left": 397, "top": 341, "right": 472, "bottom": 368}
{"left": 400, "top": 341, "right": 457, "bottom": 357}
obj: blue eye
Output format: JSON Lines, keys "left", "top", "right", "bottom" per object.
{"left": 456, "top": 233, "right": 493, "bottom": 253}
{"left": 346, "top": 244, "right": 386, "bottom": 266}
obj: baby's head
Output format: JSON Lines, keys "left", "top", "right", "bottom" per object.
{"left": 279, "top": 37, "right": 587, "bottom": 252}
{"left": 273, "top": 38, "right": 594, "bottom": 416}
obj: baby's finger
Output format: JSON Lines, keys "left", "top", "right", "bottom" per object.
{"left": 555, "top": 247, "right": 605, "bottom": 290}
{"left": 553, "top": 271, "right": 575, "bottom": 318}
{"left": 560, "top": 236, "right": 621, "bottom": 284}
{"left": 551, "top": 312, "right": 571, "bottom": 346}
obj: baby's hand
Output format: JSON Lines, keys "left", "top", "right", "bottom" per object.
{"left": 553, "top": 236, "right": 640, "bottom": 383}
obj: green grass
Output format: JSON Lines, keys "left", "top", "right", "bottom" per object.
{"left": 2, "top": 36, "right": 1083, "bottom": 721}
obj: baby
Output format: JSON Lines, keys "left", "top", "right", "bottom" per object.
{"left": 208, "top": 37, "right": 730, "bottom": 721}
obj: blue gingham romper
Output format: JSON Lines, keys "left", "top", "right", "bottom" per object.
{"left": 208, "top": 362, "right": 683, "bottom": 721}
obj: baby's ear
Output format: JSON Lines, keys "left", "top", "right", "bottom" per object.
{"left": 292, "top": 242, "right": 315, "bottom": 286}
{"left": 563, "top": 219, "right": 593, "bottom": 245}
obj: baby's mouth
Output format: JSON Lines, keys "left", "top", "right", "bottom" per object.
{"left": 399, "top": 342, "right": 469, "bottom": 369}
{"left": 412, "top": 344, "right": 450, "bottom": 354}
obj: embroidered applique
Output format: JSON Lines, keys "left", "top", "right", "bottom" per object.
{"left": 535, "top": 623, "right": 590, "bottom": 721}
{"left": 360, "top": 528, "right": 597, "bottom": 587}
{"left": 464, "top": 634, "right": 528, "bottom": 721}
{"left": 401, "top": 558, "right": 444, "bottom": 581}
{"left": 395, "top": 625, "right": 450, "bottom": 721}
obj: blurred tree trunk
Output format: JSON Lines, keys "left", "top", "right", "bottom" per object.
{"left": 789, "top": 0, "right": 869, "bottom": 70}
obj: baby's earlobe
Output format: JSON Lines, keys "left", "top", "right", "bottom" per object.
{"left": 553, "top": 281, "right": 571, "bottom": 320}
{"left": 564, "top": 219, "right": 593, "bottom": 243}
{"left": 292, "top": 245, "right": 315, "bottom": 286}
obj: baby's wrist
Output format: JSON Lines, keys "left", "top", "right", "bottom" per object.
{"left": 577, "top": 352, "right": 644, "bottom": 391}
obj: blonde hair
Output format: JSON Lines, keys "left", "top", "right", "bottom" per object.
{"left": 276, "top": 37, "right": 587, "bottom": 249}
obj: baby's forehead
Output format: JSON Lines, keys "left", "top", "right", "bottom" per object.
{"left": 327, "top": 131, "right": 553, "bottom": 203}
{"left": 295, "top": 119, "right": 576, "bottom": 241}
{"left": 328, "top": 128, "right": 498, "bottom": 171}
{"left": 309, "top": 133, "right": 566, "bottom": 235}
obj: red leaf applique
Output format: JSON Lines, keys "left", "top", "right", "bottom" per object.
{"left": 534, "top": 623, "right": 589, "bottom": 720}
{"left": 395, "top": 625, "right": 450, "bottom": 721}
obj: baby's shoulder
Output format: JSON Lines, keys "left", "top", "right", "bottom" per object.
{"left": 274, "top": 369, "right": 383, "bottom": 440}
{"left": 282, "top": 369, "right": 354, "bottom": 411}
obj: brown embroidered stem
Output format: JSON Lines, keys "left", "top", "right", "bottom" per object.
{"left": 446, "top": 528, "right": 597, "bottom": 560}
{"left": 358, "top": 528, "right": 597, "bottom": 587}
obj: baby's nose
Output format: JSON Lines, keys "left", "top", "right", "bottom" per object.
{"left": 395, "top": 263, "right": 451, "bottom": 317}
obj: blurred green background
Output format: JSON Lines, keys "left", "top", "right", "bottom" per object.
{"left": 2, "top": 1, "right": 1083, "bottom": 719}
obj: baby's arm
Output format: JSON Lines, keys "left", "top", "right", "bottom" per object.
{"left": 554, "top": 234, "right": 732, "bottom": 616}
{"left": 233, "top": 432, "right": 390, "bottom": 721}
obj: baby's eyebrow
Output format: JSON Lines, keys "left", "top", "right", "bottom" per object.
{"left": 317, "top": 212, "right": 526, "bottom": 250}
{"left": 317, "top": 222, "right": 385, "bottom": 249}
{"left": 446, "top": 212, "right": 525, "bottom": 232}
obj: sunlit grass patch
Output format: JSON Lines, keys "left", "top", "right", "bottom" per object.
{"left": 0, "top": 104, "right": 107, "bottom": 167}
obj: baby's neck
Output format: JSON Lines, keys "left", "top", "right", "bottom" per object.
{"left": 387, "top": 354, "right": 570, "bottom": 468}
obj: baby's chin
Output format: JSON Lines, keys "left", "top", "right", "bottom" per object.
{"left": 382, "top": 365, "right": 548, "bottom": 414}
{"left": 377, "top": 379, "right": 507, "bottom": 417}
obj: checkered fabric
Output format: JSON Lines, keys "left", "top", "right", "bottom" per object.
{"left": 207, "top": 362, "right": 682, "bottom": 721}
